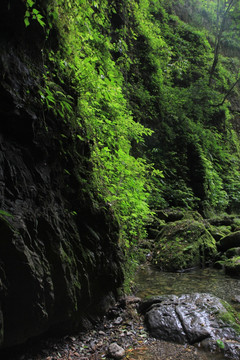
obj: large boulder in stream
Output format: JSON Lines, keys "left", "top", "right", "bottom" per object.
{"left": 152, "top": 219, "right": 217, "bottom": 271}
{"left": 140, "top": 293, "right": 240, "bottom": 359}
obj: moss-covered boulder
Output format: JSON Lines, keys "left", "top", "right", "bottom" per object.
{"left": 207, "top": 215, "right": 236, "bottom": 227}
{"left": 223, "top": 257, "right": 240, "bottom": 276}
{"left": 218, "top": 231, "right": 240, "bottom": 252}
{"left": 155, "top": 209, "right": 203, "bottom": 223}
{"left": 152, "top": 220, "right": 217, "bottom": 271}
{"left": 226, "top": 247, "right": 240, "bottom": 258}
{"left": 207, "top": 225, "right": 232, "bottom": 242}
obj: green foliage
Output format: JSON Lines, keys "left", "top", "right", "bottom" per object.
{"left": 36, "top": 0, "right": 158, "bottom": 249}
{"left": 114, "top": 0, "right": 240, "bottom": 214}
{"left": 22, "top": 0, "right": 240, "bottom": 266}
{"left": 216, "top": 339, "right": 225, "bottom": 349}
{"left": 0, "top": 210, "right": 13, "bottom": 218}
{"left": 38, "top": 72, "right": 73, "bottom": 121}
{"left": 24, "top": 0, "right": 45, "bottom": 28}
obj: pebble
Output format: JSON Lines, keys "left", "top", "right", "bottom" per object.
{"left": 108, "top": 342, "right": 125, "bottom": 359}
{"left": 114, "top": 316, "right": 123, "bottom": 325}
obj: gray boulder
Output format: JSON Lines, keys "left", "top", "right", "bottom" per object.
{"left": 141, "top": 293, "right": 240, "bottom": 358}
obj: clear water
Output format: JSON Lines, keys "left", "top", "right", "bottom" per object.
{"left": 134, "top": 265, "right": 240, "bottom": 310}
{"left": 128, "top": 265, "right": 240, "bottom": 360}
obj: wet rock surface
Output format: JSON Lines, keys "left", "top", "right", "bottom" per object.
{"left": 140, "top": 293, "right": 240, "bottom": 359}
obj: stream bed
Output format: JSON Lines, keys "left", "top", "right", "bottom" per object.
{"left": 127, "top": 265, "right": 240, "bottom": 360}
{"left": 134, "top": 265, "right": 240, "bottom": 308}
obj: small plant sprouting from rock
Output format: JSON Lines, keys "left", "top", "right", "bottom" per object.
{"left": 216, "top": 339, "right": 225, "bottom": 349}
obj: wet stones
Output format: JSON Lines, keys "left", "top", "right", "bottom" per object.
{"left": 141, "top": 293, "right": 240, "bottom": 359}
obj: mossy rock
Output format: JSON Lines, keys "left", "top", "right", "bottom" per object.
{"left": 231, "top": 217, "right": 240, "bottom": 232}
{"left": 218, "top": 231, "right": 240, "bottom": 252}
{"left": 220, "top": 299, "right": 240, "bottom": 335}
{"left": 208, "top": 215, "right": 236, "bottom": 227}
{"left": 141, "top": 293, "right": 240, "bottom": 357}
{"left": 152, "top": 220, "right": 217, "bottom": 271}
{"left": 225, "top": 247, "right": 240, "bottom": 259}
{"left": 154, "top": 209, "right": 203, "bottom": 223}
{"left": 223, "top": 256, "right": 240, "bottom": 277}
{"left": 154, "top": 209, "right": 184, "bottom": 222}
{"left": 207, "top": 225, "right": 232, "bottom": 242}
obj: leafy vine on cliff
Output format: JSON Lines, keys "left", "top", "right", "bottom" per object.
{"left": 24, "top": 0, "right": 160, "bottom": 248}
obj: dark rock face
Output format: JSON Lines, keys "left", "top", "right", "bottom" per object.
{"left": 140, "top": 293, "right": 240, "bottom": 359}
{"left": 0, "top": 1, "right": 124, "bottom": 349}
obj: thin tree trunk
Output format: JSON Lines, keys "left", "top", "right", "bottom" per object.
{"left": 208, "top": 0, "right": 235, "bottom": 86}
{"left": 211, "top": 77, "right": 240, "bottom": 106}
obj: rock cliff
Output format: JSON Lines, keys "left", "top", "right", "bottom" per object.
{"left": 0, "top": 0, "right": 123, "bottom": 348}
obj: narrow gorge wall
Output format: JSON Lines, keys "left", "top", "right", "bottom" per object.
{"left": 0, "top": 0, "right": 123, "bottom": 348}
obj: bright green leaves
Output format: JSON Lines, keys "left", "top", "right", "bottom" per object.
{"left": 39, "top": 75, "right": 73, "bottom": 121}
{"left": 30, "top": 0, "right": 240, "bottom": 245}
{"left": 24, "top": 0, "right": 45, "bottom": 28}
{"left": 78, "top": 58, "right": 154, "bottom": 243}
{"left": 24, "top": 11, "right": 30, "bottom": 27}
{"left": 92, "top": 146, "right": 153, "bottom": 243}
{"left": 38, "top": 0, "right": 156, "bottom": 247}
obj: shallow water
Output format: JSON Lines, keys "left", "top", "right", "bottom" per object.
{"left": 134, "top": 265, "right": 240, "bottom": 310}
{"left": 128, "top": 265, "right": 240, "bottom": 360}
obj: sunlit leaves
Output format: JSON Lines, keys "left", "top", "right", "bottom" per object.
{"left": 42, "top": 0, "right": 156, "bottom": 245}
{"left": 24, "top": 0, "right": 45, "bottom": 28}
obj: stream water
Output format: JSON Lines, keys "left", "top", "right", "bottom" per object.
{"left": 134, "top": 265, "right": 240, "bottom": 308}
{"left": 128, "top": 265, "right": 240, "bottom": 360}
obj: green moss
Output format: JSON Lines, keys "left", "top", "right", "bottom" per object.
{"left": 59, "top": 245, "right": 74, "bottom": 266}
{"left": 223, "top": 256, "right": 240, "bottom": 276}
{"left": 219, "top": 300, "right": 240, "bottom": 335}
{"left": 232, "top": 218, "right": 240, "bottom": 231}
{"left": 152, "top": 219, "right": 217, "bottom": 271}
